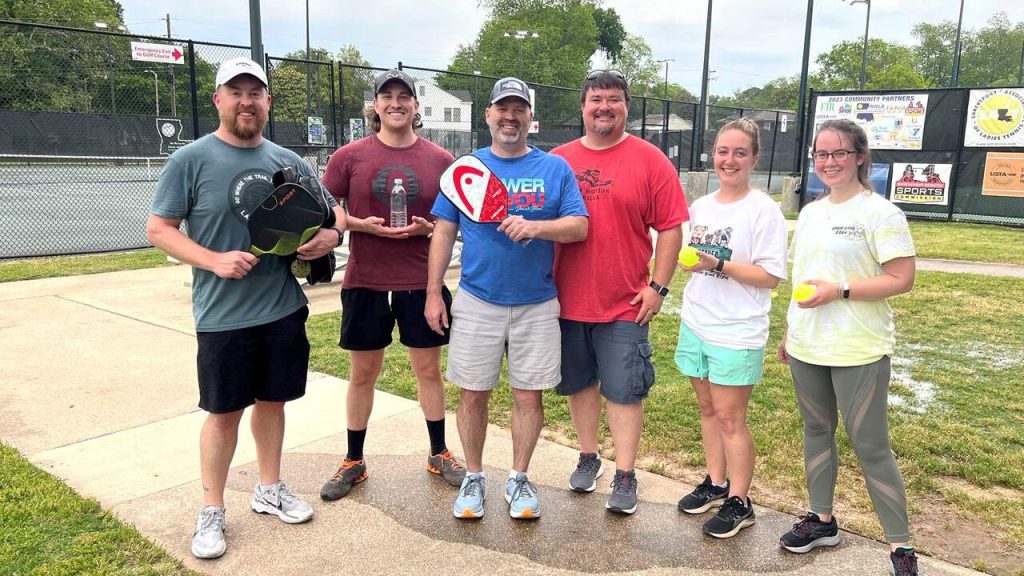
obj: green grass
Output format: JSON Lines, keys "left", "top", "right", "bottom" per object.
{"left": 0, "top": 443, "right": 196, "bottom": 576}
{"left": 309, "top": 268, "right": 1024, "bottom": 551}
{"left": 908, "top": 221, "right": 1024, "bottom": 266}
{"left": 0, "top": 249, "right": 171, "bottom": 283}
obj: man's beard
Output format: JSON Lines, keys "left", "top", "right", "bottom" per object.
{"left": 224, "top": 108, "right": 267, "bottom": 140}
{"left": 489, "top": 121, "right": 524, "bottom": 145}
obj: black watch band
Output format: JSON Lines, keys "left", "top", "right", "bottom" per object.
{"left": 649, "top": 280, "right": 669, "bottom": 297}
{"left": 332, "top": 227, "right": 344, "bottom": 247}
{"left": 714, "top": 258, "right": 725, "bottom": 272}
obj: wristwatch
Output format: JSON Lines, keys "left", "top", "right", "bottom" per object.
{"left": 714, "top": 258, "right": 726, "bottom": 272}
{"left": 331, "top": 227, "right": 344, "bottom": 247}
{"left": 649, "top": 280, "right": 669, "bottom": 297}
{"left": 841, "top": 281, "right": 851, "bottom": 300}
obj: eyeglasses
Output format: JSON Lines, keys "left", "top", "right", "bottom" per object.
{"left": 586, "top": 70, "right": 625, "bottom": 81}
{"left": 812, "top": 149, "right": 857, "bottom": 162}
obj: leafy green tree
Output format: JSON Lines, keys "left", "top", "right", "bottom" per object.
{"left": 1, "top": 0, "right": 127, "bottom": 112}
{"left": 815, "top": 38, "right": 927, "bottom": 90}
{"left": 955, "top": 13, "right": 1024, "bottom": 87}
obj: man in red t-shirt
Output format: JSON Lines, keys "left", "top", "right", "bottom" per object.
{"left": 551, "top": 70, "right": 688, "bottom": 515}
{"left": 319, "top": 69, "right": 464, "bottom": 501}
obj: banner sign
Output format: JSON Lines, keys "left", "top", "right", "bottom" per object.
{"left": 890, "top": 163, "right": 952, "bottom": 206}
{"left": 964, "top": 88, "right": 1024, "bottom": 147}
{"left": 131, "top": 41, "right": 184, "bottom": 65}
{"left": 307, "top": 116, "right": 325, "bottom": 145}
{"left": 814, "top": 93, "right": 928, "bottom": 150}
{"left": 981, "top": 152, "right": 1024, "bottom": 197}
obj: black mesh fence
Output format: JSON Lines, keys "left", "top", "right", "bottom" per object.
{"left": 0, "top": 20, "right": 804, "bottom": 258}
{"left": 804, "top": 88, "right": 1024, "bottom": 225}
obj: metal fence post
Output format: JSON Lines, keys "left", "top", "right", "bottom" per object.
{"left": 640, "top": 97, "right": 648, "bottom": 140}
{"left": 188, "top": 40, "right": 200, "bottom": 139}
{"left": 767, "top": 111, "right": 779, "bottom": 193}
{"left": 330, "top": 61, "right": 338, "bottom": 148}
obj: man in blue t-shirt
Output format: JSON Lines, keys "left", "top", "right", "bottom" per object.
{"left": 425, "top": 77, "right": 588, "bottom": 521}
{"left": 146, "top": 58, "right": 344, "bottom": 560}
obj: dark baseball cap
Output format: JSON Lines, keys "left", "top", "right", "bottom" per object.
{"left": 489, "top": 77, "right": 531, "bottom": 106}
{"left": 374, "top": 68, "right": 416, "bottom": 98}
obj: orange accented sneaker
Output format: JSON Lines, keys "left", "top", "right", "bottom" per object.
{"left": 427, "top": 449, "right": 467, "bottom": 486}
{"left": 320, "top": 458, "right": 367, "bottom": 501}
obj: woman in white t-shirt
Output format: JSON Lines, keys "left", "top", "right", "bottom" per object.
{"left": 778, "top": 119, "right": 919, "bottom": 576}
{"left": 673, "top": 118, "right": 788, "bottom": 538}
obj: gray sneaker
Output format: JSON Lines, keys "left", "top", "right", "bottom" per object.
{"left": 569, "top": 452, "right": 604, "bottom": 493}
{"left": 250, "top": 481, "right": 314, "bottom": 524}
{"left": 427, "top": 449, "right": 467, "bottom": 487}
{"left": 191, "top": 505, "right": 226, "bottom": 559}
{"left": 606, "top": 469, "right": 638, "bottom": 514}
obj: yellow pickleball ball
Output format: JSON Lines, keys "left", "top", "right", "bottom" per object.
{"left": 290, "top": 259, "right": 311, "bottom": 278}
{"left": 792, "top": 283, "right": 816, "bottom": 302}
{"left": 678, "top": 246, "right": 699, "bottom": 267}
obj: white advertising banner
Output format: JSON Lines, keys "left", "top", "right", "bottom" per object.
{"left": 889, "top": 163, "right": 952, "bottom": 206}
{"left": 964, "top": 88, "right": 1024, "bottom": 147}
{"left": 814, "top": 93, "right": 928, "bottom": 150}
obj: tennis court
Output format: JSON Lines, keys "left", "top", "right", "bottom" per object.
{"left": 0, "top": 155, "right": 164, "bottom": 258}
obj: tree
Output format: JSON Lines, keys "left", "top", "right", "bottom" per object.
{"left": 911, "top": 21, "right": 959, "bottom": 87}
{"left": 1, "top": 0, "right": 128, "bottom": 112}
{"left": 955, "top": 13, "right": 1024, "bottom": 87}
{"left": 815, "top": 38, "right": 927, "bottom": 90}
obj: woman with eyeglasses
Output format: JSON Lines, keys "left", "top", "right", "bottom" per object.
{"left": 778, "top": 119, "right": 919, "bottom": 576}
{"left": 674, "top": 117, "right": 788, "bottom": 538}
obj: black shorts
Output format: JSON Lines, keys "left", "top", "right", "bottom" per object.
{"left": 196, "top": 306, "right": 310, "bottom": 414}
{"left": 340, "top": 287, "right": 451, "bottom": 351}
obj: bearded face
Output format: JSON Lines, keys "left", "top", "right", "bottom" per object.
{"left": 214, "top": 76, "right": 270, "bottom": 142}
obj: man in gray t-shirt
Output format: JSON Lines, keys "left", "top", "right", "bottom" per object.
{"left": 146, "top": 57, "right": 345, "bottom": 560}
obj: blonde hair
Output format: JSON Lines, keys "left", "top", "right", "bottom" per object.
{"left": 716, "top": 117, "right": 760, "bottom": 157}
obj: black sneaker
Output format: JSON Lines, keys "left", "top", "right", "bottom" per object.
{"left": 779, "top": 512, "right": 841, "bottom": 553}
{"left": 677, "top": 474, "right": 729, "bottom": 514}
{"left": 605, "top": 469, "right": 638, "bottom": 514}
{"left": 702, "top": 496, "right": 756, "bottom": 538}
{"left": 889, "top": 547, "right": 919, "bottom": 576}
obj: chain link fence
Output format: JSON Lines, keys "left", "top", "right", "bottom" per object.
{"left": 1, "top": 19, "right": 804, "bottom": 258}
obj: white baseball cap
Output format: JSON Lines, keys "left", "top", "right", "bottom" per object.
{"left": 215, "top": 57, "right": 268, "bottom": 88}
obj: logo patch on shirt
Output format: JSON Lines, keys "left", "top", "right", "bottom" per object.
{"left": 573, "top": 168, "right": 612, "bottom": 201}
{"left": 832, "top": 224, "right": 866, "bottom": 240}
{"left": 372, "top": 165, "right": 421, "bottom": 207}
{"left": 229, "top": 169, "right": 275, "bottom": 223}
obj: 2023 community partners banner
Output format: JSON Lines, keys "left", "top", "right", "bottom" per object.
{"left": 814, "top": 93, "right": 928, "bottom": 150}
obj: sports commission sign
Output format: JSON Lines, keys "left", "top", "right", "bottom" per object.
{"left": 964, "top": 88, "right": 1024, "bottom": 147}
{"left": 814, "top": 93, "right": 928, "bottom": 150}
{"left": 890, "top": 163, "right": 952, "bottom": 206}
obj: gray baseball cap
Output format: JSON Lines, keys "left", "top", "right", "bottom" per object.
{"left": 374, "top": 68, "right": 416, "bottom": 97}
{"left": 489, "top": 77, "right": 531, "bottom": 106}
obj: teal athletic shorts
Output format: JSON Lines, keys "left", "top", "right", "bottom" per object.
{"left": 674, "top": 323, "right": 764, "bottom": 386}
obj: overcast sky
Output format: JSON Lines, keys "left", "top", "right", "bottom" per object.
{"left": 116, "top": 0, "right": 1024, "bottom": 95}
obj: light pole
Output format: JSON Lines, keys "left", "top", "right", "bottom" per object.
{"left": 793, "top": 0, "right": 814, "bottom": 176}
{"left": 695, "top": 0, "right": 712, "bottom": 169}
{"left": 93, "top": 22, "right": 125, "bottom": 114}
{"left": 656, "top": 58, "right": 674, "bottom": 99}
{"left": 144, "top": 69, "right": 159, "bottom": 115}
{"left": 847, "top": 0, "right": 871, "bottom": 89}
{"left": 1017, "top": 37, "right": 1023, "bottom": 85}
{"left": 503, "top": 30, "right": 539, "bottom": 79}
{"left": 951, "top": 0, "right": 964, "bottom": 87}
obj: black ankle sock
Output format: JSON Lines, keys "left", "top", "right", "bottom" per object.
{"left": 426, "top": 418, "right": 447, "bottom": 455}
{"left": 346, "top": 428, "right": 367, "bottom": 461}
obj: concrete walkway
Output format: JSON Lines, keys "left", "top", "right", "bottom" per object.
{"left": 0, "top": 263, "right": 995, "bottom": 576}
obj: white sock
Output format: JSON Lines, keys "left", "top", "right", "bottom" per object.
{"left": 508, "top": 470, "right": 525, "bottom": 480}
{"left": 259, "top": 482, "right": 278, "bottom": 492}
{"left": 713, "top": 480, "right": 728, "bottom": 489}
{"left": 467, "top": 471, "right": 485, "bottom": 479}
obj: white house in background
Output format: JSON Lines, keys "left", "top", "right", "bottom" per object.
{"left": 363, "top": 75, "right": 474, "bottom": 154}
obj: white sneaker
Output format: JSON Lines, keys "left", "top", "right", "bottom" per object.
{"left": 250, "top": 481, "right": 314, "bottom": 524}
{"left": 191, "top": 505, "right": 226, "bottom": 559}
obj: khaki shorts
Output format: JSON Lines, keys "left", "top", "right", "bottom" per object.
{"left": 446, "top": 289, "right": 561, "bottom": 391}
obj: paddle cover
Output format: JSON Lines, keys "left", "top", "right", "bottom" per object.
{"left": 439, "top": 155, "right": 509, "bottom": 223}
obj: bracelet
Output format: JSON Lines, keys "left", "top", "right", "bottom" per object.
{"left": 332, "top": 227, "right": 344, "bottom": 247}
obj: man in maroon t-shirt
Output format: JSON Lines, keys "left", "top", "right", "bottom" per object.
{"left": 318, "top": 69, "right": 464, "bottom": 501}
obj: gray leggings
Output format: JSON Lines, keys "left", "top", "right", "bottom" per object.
{"left": 788, "top": 355, "right": 910, "bottom": 543}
